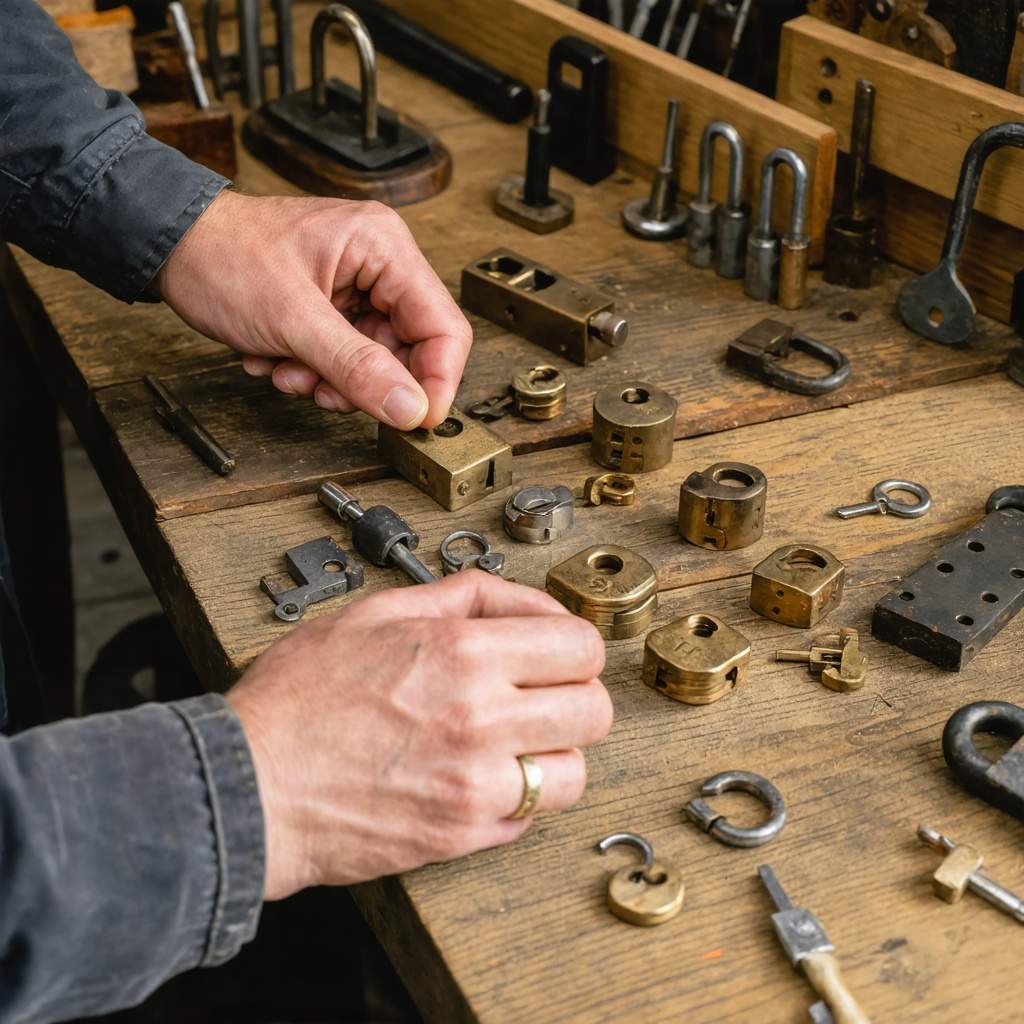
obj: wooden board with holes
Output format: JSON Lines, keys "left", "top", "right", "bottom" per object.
{"left": 153, "top": 375, "right": 1024, "bottom": 1023}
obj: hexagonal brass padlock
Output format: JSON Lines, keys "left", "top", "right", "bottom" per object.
{"left": 591, "top": 382, "right": 677, "bottom": 474}
{"left": 749, "top": 544, "right": 846, "bottom": 628}
{"left": 643, "top": 613, "right": 751, "bottom": 705}
{"left": 546, "top": 544, "right": 658, "bottom": 640}
{"left": 678, "top": 461, "right": 767, "bottom": 550}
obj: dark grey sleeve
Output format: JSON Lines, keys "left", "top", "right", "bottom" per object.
{"left": 0, "top": 694, "right": 265, "bottom": 1023}
{"left": 0, "top": 0, "right": 229, "bottom": 301}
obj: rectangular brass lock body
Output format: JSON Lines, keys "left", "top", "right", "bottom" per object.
{"left": 678, "top": 461, "right": 767, "bottom": 550}
{"left": 592, "top": 382, "right": 678, "bottom": 473}
{"left": 378, "top": 409, "right": 512, "bottom": 511}
{"left": 750, "top": 544, "right": 846, "bottom": 628}
{"left": 643, "top": 613, "right": 750, "bottom": 705}
{"left": 546, "top": 544, "right": 658, "bottom": 640}
{"left": 460, "top": 249, "right": 628, "bottom": 366}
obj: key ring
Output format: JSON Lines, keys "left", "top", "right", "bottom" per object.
{"left": 834, "top": 479, "right": 932, "bottom": 520}
{"left": 439, "top": 530, "right": 505, "bottom": 575}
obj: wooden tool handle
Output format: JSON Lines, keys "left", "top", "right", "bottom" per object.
{"left": 801, "top": 952, "right": 871, "bottom": 1024}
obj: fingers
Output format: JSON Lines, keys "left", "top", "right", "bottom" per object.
{"left": 493, "top": 749, "right": 590, "bottom": 818}
{"left": 271, "top": 360, "right": 320, "bottom": 396}
{"left": 500, "top": 679, "right": 614, "bottom": 752}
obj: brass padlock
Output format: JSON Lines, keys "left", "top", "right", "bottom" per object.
{"left": 546, "top": 544, "right": 658, "bottom": 640}
{"left": 643, "top": 613, "right": 751, "bottom": 705}
{"left": 512, "top": 365, "right": 566, "bottom": 420}
{"left": 377, "top": 408, "right": 512, "bottom": 511}
{"left": 750, "top": 544, "right": 845, "bottom": 628}
{"left": 591, "top": 382, "right": 677, "bottom": 474}
{"left": 597, "top": 832, "right": 684, "bottom": 927}
{"left": 677, "top": 462, "right": 767, "bottom": 550}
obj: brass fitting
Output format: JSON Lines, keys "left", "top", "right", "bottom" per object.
{"left": 591, "top": 382, "right": 677, "bottom": 474}
{"left": 776, "top": 627, "right": 867, "bottom": 692}
{"left": 750, "top": 544, "right": 845, "bottom": 628}
{"left": 677, "top": 461, "right": 767, "bottom": 550}
{"left": 512, "top": 365, "right": 566, "bottom": 420}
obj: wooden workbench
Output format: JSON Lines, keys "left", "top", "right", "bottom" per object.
{"left": 4, "top": 4, "right": 1023, "bottom": 1021}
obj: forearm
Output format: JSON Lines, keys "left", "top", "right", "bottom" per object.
{"left": 0, "top": 0, "right": 228, "bottom": 301}
{"left": 0, "top": 695, "right": 264, "bottom": 1023}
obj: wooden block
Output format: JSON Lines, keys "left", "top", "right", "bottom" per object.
{"left": 386, "top": 0, "right": 837, "bottom": 255}
{"left": 56, "top": 7, "right": 139, "bottom": 94}
{"left": 134, "top": 30, "right": 194, "bottom": 104}
{"left": 37, "top": 0, "right": 93, "bottom": 15}
{"left": 143, "top": 102, "right": 238, "bottom": 179}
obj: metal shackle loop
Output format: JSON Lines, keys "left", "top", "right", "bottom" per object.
{"left": 439, "top": 529, "right": 503, "bottom": 575}
{"left": 597, "top": 832, "right": 657, "bottom": 875}
{"left": 311, "top": 3, "right": 378, "bottom": 147}
{"left": 755, "top": 147, "right": 809, "bottom": 241}
{"left": 698, "top": 121, "right": 744, "bottom": 208}
{"left": 685, "top": 769, "right": 787, "bottom": 848}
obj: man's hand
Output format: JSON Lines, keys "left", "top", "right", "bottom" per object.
{"left": 227, "top": 572, "right": 611, "bottom": 900}
{"left": 158, "top": 191, "right": 472, "bottom": 430}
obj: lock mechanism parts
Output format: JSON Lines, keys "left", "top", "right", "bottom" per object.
{"left": 597, "top": 832, "right": 684, "bottom": 926}
{"left": 687, "top": 120, "right": 748, "bottom": 278}
{"left": 621, "top": 100, "right": 687, "bottom": 241}
{"left": 461, "top": 250, "right": 629, "bottom": 366}
{"left": 643, "top": 613, "right": 751, "bottom": 705}
{"left": 750, "top": 544, "right": 846, "bottom": 628}
{"left": 504, "top": 485, "right": 575, "bottom": 544}
{"left": 592, "top": 382, "right": 677, "bottom": 474}
{"left": 678, "top": 461, "right": 766, "bottom": 550}
{"left": 546, "top": 544, "right": 658, "bottom": 639}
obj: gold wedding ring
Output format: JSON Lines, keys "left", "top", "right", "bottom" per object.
{"left": 510, "top": 755, "right": 543, "bottom": 819}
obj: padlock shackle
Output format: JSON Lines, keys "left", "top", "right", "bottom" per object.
{"left": 942, "top": 122, "right": 1024, "bottom": 265}
{"left": 698, "top": 120, "right": 744, "bottom": 209}
{"left": 755, "top": 147, "right": 808, "bottom": 242}
{"left": 597, "top": 831, "right": 656, "bottom": 872}
{"left": 311, "top": 3, "right": 379, "bottom": 148}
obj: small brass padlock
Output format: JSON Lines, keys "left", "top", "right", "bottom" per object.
{"left": 678, "top": 461, "right": 767, "bottom": 550}
{"left": 591, "top": 382, "right": 677, "bottom": 474}
{"left": 512, "top": 365, "right": 567, "bottom": 420}
{"left": 597, "top": 832, "right": 684, "bottom": 927}
{"left": 750, "top": 544, "right": 845, "bottom": 628}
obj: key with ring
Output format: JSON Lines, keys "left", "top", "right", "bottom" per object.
{"left": 596, "top": 832, "right": 684, "bottom": 926}
{"left": 684, "top": 770, "right": 787, "bottom": 848}
{"left": 833, "top": 479, "right": 931, "bottom": 520}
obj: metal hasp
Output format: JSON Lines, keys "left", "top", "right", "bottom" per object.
{"left": 871, "top": 486, "right": 1024, "bottom": 670}
{"left": 687, "top": 121, "right": 748, "bottom": 278}
{"left": 547, "top": 37, "right": 617, "bottom": 184}
{"left": 263, "top": 4, "right": 429, "bottom": 171}
{"left": 943, "top": 701, "right": 1024, "bottom": 822}
{"left": 145, "top": 374, "right": 235, "bottom": 476}
{"left": 494, "top": 89, "right": 574, "bottom": 234}
{"left": 377, "top": 408, "right": 512, "bottom": 512}
{"left": 745, "top": 148, "right": 810, "bottom": 310}
{"left": 591, "top": 382, "right": 677, "bottom": 473}
{"left": 834, "top": 479, "right": 931, "bottom": 519}
{"left": 898, "top": 122, "right": 1024, "bottom": 344}
{"left": 758, "top": 865, "right": 873, "bottom": 1024}
{"left": 546, "top": 544, "right": 658, "bottom": 640}
{"left": 751, "top": 544, "right": 846, "bottom": 628}
{"left": 504, "top": 485, "right": 575, "bottom": 544}
{"left": 678, "top": 461, "right": 767, "bottom": 550}
{"left": 342, "top": 0, "right": 533, "bottom": 123}
{"left": 727, "top": 320, "right": 851, "bottom": 396}
{"left": 622, "top": 100, "right": 687, "bottom": 241}
{"left": 260, "top": 536, "right": 363, "bottom": 622}
{"left": 824, "top": 79, "right": 877, "bottom": 290}
{"left": 644, "top": 614, "right": 751, "bottom": 705}
{"left": 777, "top": 627, "right": 868, "bottom": 693}
{"left": 686, "top": 770, "right": 786, "bottom": 846}
{"left": 917, "top": 825, "right": 1024, "bottom": 925}
{"left": 439, "top": 530, "right": 505, "bottom": 576}
{"left": 318, "top": 481, "right": 437, "bottom": 585}
{"left": 580, "top": 473, "right": 636, "bottom": 507}
{"left": 461, "top": 250, "right": 628, "bottom": 366}
{"left": 205, "top": 0, "right": 293, "bottom": 107}
{"left": 597, "top": 832, "right": 685, "bottom": 926}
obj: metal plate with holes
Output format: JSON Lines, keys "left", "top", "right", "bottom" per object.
{"left": 873, "top": 507, "right": 1024, "bottom": 670}
{"left": 260, "top": 536, "right": 364, "bottom": 622}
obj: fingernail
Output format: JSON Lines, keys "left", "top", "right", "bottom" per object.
{"left": 381, "top": 385, "right": 427, "bottom": 429}
{"left": 316, "top": 390, "right": 344, "bottom": 412}
{"left": 277, "top": 371, "right": 301, "bottom": 395}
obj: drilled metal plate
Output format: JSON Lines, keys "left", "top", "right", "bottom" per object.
{"left": 872, "top": 508, "right": 1024, "bottom": 670}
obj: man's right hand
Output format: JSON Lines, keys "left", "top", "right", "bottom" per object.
{"left": 227, "top": 572, "right": 612, "bottom": 900}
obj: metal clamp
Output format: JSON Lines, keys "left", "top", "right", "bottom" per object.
{"left": 685, "top": 770, "right": 787, "bottom": 848}
{"left": 834, "top": 479, "right": 931, "bottom": 520}
{"left": 727, "top": 320, "right": 850, "bottom": 396}
{"left": 439, "top": 530, "right": 505, "bottom": 575}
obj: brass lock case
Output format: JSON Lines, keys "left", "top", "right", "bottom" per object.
{"left": 377, "top": 408, "right": 512, "bottom": 512}
{"left": 750, "top": 544, "right": 846, "bottom": 628}
{"left": 511, "top": 365, "right": 566, "bottom": 420}
{"left": 460, "top": 249, "right": 628, "bottom": 366}
{"left": 546, "top": 544, "right": 658, "bottom": 640}
{"left": 606, "top": 860, "right": 684, "bottom": 926}
{"left": 591, "top": 382, "right": 677, "bottom": 474}
{"left": 643, "top": 613, "right": 751, "bottom": 705}
{"left": 678, "top": 461, "right": 767, "bottom": 550}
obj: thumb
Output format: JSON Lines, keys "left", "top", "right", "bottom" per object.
{"left": 289, "top": 290, "right": 429, "bottom": 429}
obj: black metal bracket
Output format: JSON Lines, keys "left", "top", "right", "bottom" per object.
{"left": 726, "top": 319, "right": 851, "bottom": 395}
{"left": 260, "top": 537, "right": 364, "bottom": 622}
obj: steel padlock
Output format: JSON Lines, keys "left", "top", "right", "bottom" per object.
{"left": 678, "top": 461, "right": 767, "bottom": 550}
{"left": 591, "top": 382, "right": 677, "bottom": 474}
{"left": 597, "top": 832, "right": 684, "bottom": 926}
{"left": 688, "top": 121, "right": 746, "bottom": 274}
{"left": 750, "top": 544, "right": 845, "bottom": 628}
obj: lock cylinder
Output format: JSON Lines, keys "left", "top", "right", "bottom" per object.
{"left": 546, "top": 544, "right": 658, "bottom": 639}
{"left": 591, "top": 382, "right": 677, "bottom": 474}
{"left": 678, "top": 461, "right": 767, "bottom": 550}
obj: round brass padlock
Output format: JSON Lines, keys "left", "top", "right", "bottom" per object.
{"left": 511, "top": 365, "right": 566, "bottom": 420}
{"left": 591, "top": 382, "right": 678, "bottom": 474}
{"left": 545, "top": 544, "right": 658, "bottom": 639}
{"left": 678, "top": 461, "right": 767, "bottom": 550}
{"left": 598, "top": 832, "right": 684, "bottom": 927}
